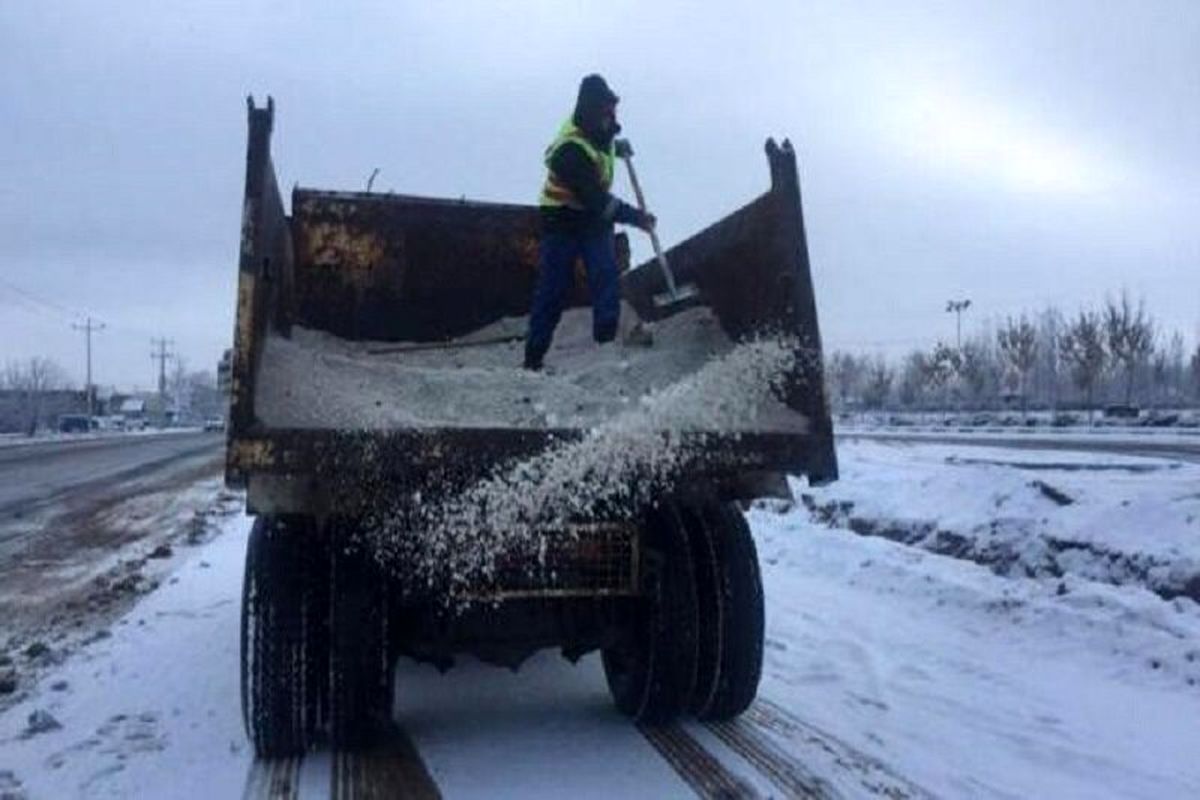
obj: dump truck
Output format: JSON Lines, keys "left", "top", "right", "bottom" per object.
{"left": 226, "top": 97, "right": 837, "bottom": 757}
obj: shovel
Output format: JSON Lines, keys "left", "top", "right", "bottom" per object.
{"left": 615, "top": 139, "right": 700, "bottom": 310}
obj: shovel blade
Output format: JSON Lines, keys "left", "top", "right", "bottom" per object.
{"left": 652, "top": 282, "right": 702, "bottom": 310}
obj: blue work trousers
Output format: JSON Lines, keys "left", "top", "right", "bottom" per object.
{"left": 525, "top": 229, "right": 620, "bottom": 366}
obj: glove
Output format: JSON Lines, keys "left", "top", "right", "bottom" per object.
{"left": 614, "top": 138, "right": 634, "bottom": 159}
{"left": 636, "top": 210, "right": 657, "bottom": 231}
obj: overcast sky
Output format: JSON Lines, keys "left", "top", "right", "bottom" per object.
{"left": 2, "top": 1, "right": 1197, "bottom": 390}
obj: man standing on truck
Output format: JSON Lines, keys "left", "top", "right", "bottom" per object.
{"left": 524, "top": 74, "right": 656, "bottom": 371}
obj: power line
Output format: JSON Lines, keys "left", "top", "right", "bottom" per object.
{"left": 0, "top": 277, "right": 84, "bottom": 320}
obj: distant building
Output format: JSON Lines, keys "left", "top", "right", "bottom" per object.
{"left": 118, "top": 397, "right": 148, "bottom": 421}
{"left": 0, "top": 389, "right": 87, "bottom": 434}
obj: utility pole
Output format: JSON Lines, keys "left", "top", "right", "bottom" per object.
{"left": 945, "top": 299, "right": 972, "bottom": 350}
{"left": 150, "top": 338, "right": 175, "bottom": 403}
{"left": 72, "top": 317, "right": 105, "bottom": 419}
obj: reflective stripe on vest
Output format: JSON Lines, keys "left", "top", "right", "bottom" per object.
{"left": 538, "top": 118, "right": 615, "bottom": 209}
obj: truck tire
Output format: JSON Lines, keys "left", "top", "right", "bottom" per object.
{"left": 329, "top": 532, "right": 394, "bottom": 749}
{"left": 241, "top": 515, "right": 330, "bottom": 757}
{"left": 691, "top": 501, "right": 764, "bottom": 721}
{"left": 678, "top": 504, "right": 721, "bottom": 716}
{"left": 602, "top": 503, "right": 698, "bottom": 723}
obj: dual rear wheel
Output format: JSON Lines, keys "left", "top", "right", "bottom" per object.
{"left": 241, "top": 498, "right": 763, "bottom": 756}
{"left": 241, "top": 516, "right": 393, "bottom": 758}
{"left": 601, "top": 498, "right": 764, "bottom": 723}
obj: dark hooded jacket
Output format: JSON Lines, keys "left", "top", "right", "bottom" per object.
{"left": 541, "top": 75, "right": 640, "bottom": 236}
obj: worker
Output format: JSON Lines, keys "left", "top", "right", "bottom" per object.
{"left": 524, "top": 74, "right": 656, "bottom": 371}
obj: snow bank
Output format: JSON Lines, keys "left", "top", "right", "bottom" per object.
{"left": 751, "top": 504, "right": 1200, "bottom": 799}
{"left": 791, "top": 440, "right": 1200, "bottom": 603}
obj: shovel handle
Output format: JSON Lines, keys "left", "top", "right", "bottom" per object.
{"left": 619, "top": 153, "right": 678, "bottom": 294}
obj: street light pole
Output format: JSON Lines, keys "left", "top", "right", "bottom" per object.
{"left": 945, "top": 299, "right": 972, "bottom": 349}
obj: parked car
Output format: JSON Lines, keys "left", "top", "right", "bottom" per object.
{"left": 203, "top": 416, "right": 225, "bottom": 432}
{"left": 58, "top": 414, "right": 96, "bottom": 433}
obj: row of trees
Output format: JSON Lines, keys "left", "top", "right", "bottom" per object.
{"left": 0, "top": 357, "right": 72, "bottom": 435}
{"left": 1, "top": 355, "right": 225, "bottom": 434}
{"left": 827, "top": 292, "right": 1200, "bottom": 415}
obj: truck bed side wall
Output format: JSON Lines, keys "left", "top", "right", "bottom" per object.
{"left": 227, "top": 98, "right": 296, "bottom": 487}
{"left": 290, "top": 193, "right": 628, "bottom": 343}
{"left": 622, "top": 140, "right": 837, "bottom": 483}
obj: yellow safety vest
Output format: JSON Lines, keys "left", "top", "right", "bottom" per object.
{"left": 538, "top": 118, "right": 616, "bottom": 210}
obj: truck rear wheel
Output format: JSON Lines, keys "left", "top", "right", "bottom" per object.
{"left": 241, "top": 515, "right": 330, "bottom": 757}
{"left": 602, "top": 503, "right": 699, "bottom": 723}
{"left": 329, "top": 531, "right": 395, "bottom": 749}
{"left": 689, "top": 501, "right": 764, "bottom": 721}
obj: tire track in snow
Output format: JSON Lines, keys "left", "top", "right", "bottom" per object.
{"left": 331, "top": 732, "right": 441, "bottom": 799}
{"left": 638, "top": 722, "right": 762, "bottom": 798}
{"left": 242, "top": 756, "right": 301, "bottom": 799}
{"left": 704, "top": 718, "right": 829, "bottom": 798}
{"left": 749, "top": 700, "right": 937, "bottom": 799}
{"left": 242, "top": 730, "right": 440, "bottom": 800}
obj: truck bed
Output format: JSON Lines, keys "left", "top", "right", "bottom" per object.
{"left": 254, "top": 304, "right": 805, "bottom": 433}
{"left": 226, "top": 98, "right": 836, "bottom": 513}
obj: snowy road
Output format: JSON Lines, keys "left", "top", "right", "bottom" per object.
{"left": 0, "top": 432, "right": 223, "bottom": 522}
{"left": 2, "top": 438, "right": 1198, "bottom": 798}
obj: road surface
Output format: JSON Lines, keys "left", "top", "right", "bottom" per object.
{"left": 0, "top": 432, "right": 224, "bottom": 520}
{"left": 838, "top": 429, "right": 1200, "bottom": 464}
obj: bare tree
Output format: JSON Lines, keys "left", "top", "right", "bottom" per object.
{"left": 958, "top": 338, "right": 996, "bottom": 410}
{"left": 997, "top": 315, "right": 1038, "bottom": 414}
{"left": 1191, "top": 343, "right": 1200, "bottom": 402}
{"left": 827, "top": 351, "right": 863, "bottom": 411}
{"left": 1104, "top": 291, "right": 1155, "bottom": 406}
{"left": 898, "top": 350, "right": 931, "bottom": 409}
{"left": 169, "top": 356, "right": 190, "bottom": 415}
{"left": 1059, "top": 311, "right": 1107, "bottom": 422}
{"left": 1033, "top": 307, "right": 1063, "bottom": 410}
{"left": 927, "top": 342, "right": 961, "bottom": 409}
{"left": 860, "top": 356, "right": 894, "bottom": 410}
{"left": 3, "top": 357, "right": 68, "bottom": 435}
{"left": 1148, "top": 333, "right": 1184, "bottom": 409}
{"left": 185, "top": 370, "right": 224, "bottom": 418}
{"left": 1165, "top": 332, "right": 1186, "bottom": 406}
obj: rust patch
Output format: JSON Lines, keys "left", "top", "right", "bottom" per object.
{"left": 299, "top": 221, "right": 389, "bottom": 278}
{"left": 229, "top": 438, "right": 277, "bottom": 471}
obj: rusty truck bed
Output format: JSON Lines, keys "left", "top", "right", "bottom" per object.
{"left": 225, "top": 97, "right": 836, "bottom": 515}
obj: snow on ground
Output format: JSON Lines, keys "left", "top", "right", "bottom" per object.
{"left": 0, "top": 512, "right": 700, "bottom": 800}
{"left": 841, "top": 409, "right": 1200, "bottom": 434}
{"left": 796, "top": 440, "right": 1200, "bottom": 603}
{"left": 753, "top": 506, "right": 1200, "bottom": 798}
{"left": 839, "top": 426, "right": 1200, "bottom": 447}
{"left": 0, "top": 515, "right": 251, "bottom": 799}
{"left": 2, "top": 441, "right": 1199, "bottom": 798}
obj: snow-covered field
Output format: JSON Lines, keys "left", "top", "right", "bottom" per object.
{"left": 2, "top": 440, "right": 1198, "bottom": 798}
{"left": 840, "top": 409, "right": 1200, "bottom": 434}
